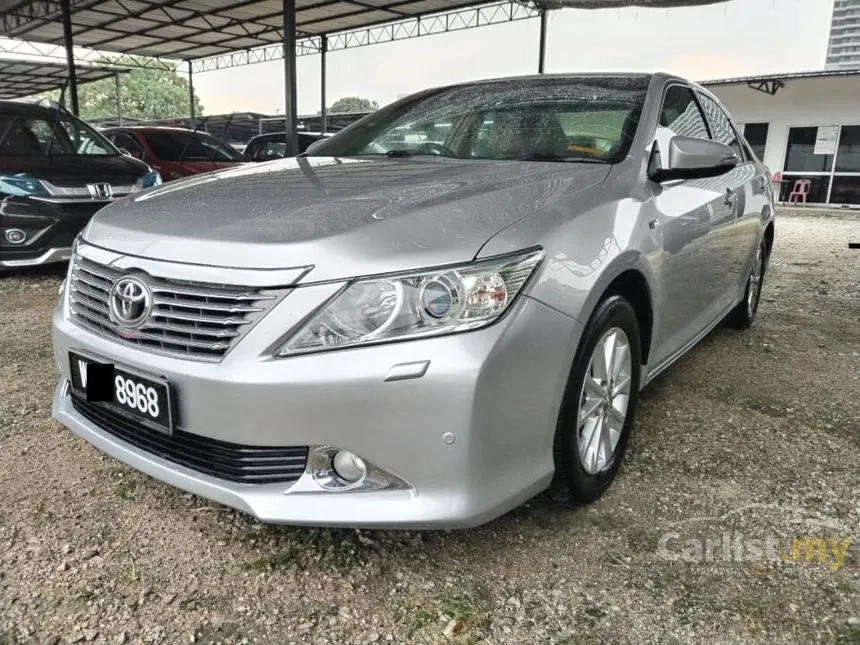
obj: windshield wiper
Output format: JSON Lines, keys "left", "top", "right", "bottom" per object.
{"left": 515, "top": 153, "right": 609, "bottom": 164}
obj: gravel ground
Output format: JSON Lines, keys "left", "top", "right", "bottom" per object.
{"left": 1, "top": 209, "right": 859, "bottom": 645}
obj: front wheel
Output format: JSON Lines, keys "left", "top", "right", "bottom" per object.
{"left": 551, "top": 295, "right": 642, "bottom": 505}
{"left": 724, "top": 239, "right": 767, "bottom": 329}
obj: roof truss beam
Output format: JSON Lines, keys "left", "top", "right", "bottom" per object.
{"left": 192, "top": 0, "right": 540, "bottom": 72}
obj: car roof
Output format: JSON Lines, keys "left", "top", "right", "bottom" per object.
{"left": 106, "top": 125, "right": 217, "bottom": 135}
{"left": 397, "top": 72, "right": 697, "bottom": 100}
{"left": 0, "top": 99, "right": 67, "bottom": 117}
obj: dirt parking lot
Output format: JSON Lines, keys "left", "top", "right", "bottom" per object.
{"left": 1, "top": 209, "right": 859, "bottom": 645}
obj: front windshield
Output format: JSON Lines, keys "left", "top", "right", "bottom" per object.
{"left": 143, "top": 131, "right": 243, "bottom": 162}
{"left": 0, "top": 108, "right": 117, "bottom": 157}
{"left": 309, "top": 76, "right": 649, "bottom": 163}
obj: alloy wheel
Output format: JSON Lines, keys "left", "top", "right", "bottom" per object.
{"left": 576, "top": 327, "right": 632, "bottom": 475}
{"left": 747, "top": 247, "right": 764, "bottom": 317}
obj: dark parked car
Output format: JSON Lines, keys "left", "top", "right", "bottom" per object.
{"left": 102, "top": 126, "right": 245, "bottom": 181}
{"left": 0, "top": 101, "right": 158, "bottom": 270}
{"left": 243, "top": 131, "right": 325, "bottom": 161}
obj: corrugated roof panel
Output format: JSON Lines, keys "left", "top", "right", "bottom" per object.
{"left": 0, "top": 0, "right": 730, "bottom": 61}
{"left": 0, "top": 58, "right": 128, "bottom": 99}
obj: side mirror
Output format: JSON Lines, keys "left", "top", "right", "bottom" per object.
{"left": 648, "top": 136, "right": 738, "bottom": 183}
{"left": 305, "top": 139, "right": 325, "bottom": 155}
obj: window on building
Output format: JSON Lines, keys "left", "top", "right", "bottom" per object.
{"left": 835, "top": 125, "right": 860, "bottom": 172}
{"left": 779, "top": 175, "right": 831, "bottom": 203}
{"left": 784, "top": 127, "right": 834, "bottom": 172}
{"left": 779, "top": 124, "right": 860, "bottom": 206}
{"left": 830, "top": 176, "right": 860, "bottom": 205}
{"left": 742, "top": 123, "right": 769, "bottom": 161}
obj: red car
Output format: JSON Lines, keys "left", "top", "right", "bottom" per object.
{"left": 102, "top": 126, "right": 245, "bottom": 181}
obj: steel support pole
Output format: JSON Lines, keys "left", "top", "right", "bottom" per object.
{"left": 60, "top": 0, "right": 79, "bottom": 115}
{"left": 538, "top": 9, "right": 548, "bottom": 74}
{"left": 114, "top": 72, "right": 123, "bottom": 125}
{"left": 320, "top": 35, "right": 328, "bottom": 134}
{"left": 283, "top": 0, "right": 299, "bottom": 156}
{"left": 187, "top": 61, "right": 196, "bottom": 127}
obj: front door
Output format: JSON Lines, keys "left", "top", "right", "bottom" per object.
{"left": 649, "top": 84, "right": 738, "bottom": 367}
{"left": 695, "top": 91, "right": 764, "bottom": 303}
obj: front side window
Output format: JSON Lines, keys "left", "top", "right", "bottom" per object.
{"left": 142, "top": 131, "right": 243, "bottom": 162}
{"left": 658, "top": 85, "right": 710, "bottom": 140}
{"left": 0, "top": 109, "right": 117, "bottom": 157}
{"left": 309, "top": 77, "right": 649, "bottom": 163}
{"left": 262, "top": 141, "right": 287, "bottom": 158}
{"left": 113, "top": 132, "right": 144, "bottom": 158}
{"left": 695, "top": 92, "right": 744, "bottom": 159}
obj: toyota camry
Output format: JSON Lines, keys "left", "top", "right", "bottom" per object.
{"left": 50, "top": 73, "right": 774, "bottom": 528}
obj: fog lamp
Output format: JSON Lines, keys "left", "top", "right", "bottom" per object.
{"left": 332, "top": 450, "right": 367, "bottom": 483}
{"left": 4, "top": 228, "right": 26, "bottom": 244}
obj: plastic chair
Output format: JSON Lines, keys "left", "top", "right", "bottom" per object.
{"left": 787, "top": 179, "right": 811, "bottom": 205}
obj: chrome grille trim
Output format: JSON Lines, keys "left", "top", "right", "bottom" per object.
{"left": 69, "top": 254, "right": 289, "bottom": 361}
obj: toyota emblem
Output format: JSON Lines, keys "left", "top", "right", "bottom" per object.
{"left": 108, "top": 276, "right": 152, "bottom": 328}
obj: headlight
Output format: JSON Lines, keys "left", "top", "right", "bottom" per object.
{"left": 134, "top": 171, "right": 162, "bottom": 191}
{"left": 275, "top": 248, "right": 544, "bottom": 357}
{"left": 0, "top": 174, "right": 48, "bottom": 197}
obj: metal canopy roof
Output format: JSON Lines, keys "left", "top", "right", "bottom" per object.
{"left": 702, "top": 68, "right": 860, "bottom": 86}
{"left": 0, "top": 55, "right": 125, "bottom": 98}
{"left": 0, "top": 0, "right": 522, "bottom": 61}
{"left": 0, "top": 0, "right": 729, "bottom": 63}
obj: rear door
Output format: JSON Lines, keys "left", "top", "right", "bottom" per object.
{"left": 649, "top": 83, "right": 738, "bottom": 367}
{"left": 694, "top": 90, "right": 764, "bottom": 302}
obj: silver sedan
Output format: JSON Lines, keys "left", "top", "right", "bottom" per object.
{"left": 50, "top": 73, "right": 774, "bottom": 528}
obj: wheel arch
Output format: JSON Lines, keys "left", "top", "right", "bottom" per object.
{"left": 763, "top": 220, "right": 775, "bottom": 259}
{"left": 573, "top": 253, "right": 656, "bottom": 368}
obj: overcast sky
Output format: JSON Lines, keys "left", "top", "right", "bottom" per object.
{"left": 193, "top": 0, "right": 836, "bottom": 116}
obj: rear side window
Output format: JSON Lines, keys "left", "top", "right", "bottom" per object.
{"left": 142, "top": 131, "right": 242, "bottom": 162}
{"left": 695, "top": 92, "right": 745, "bottom": 159}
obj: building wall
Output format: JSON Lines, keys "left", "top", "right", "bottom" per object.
{"left": 709, "top": 75, "right": 860, "bottom": 174}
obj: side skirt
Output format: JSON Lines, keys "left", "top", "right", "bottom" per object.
{"left": 640, "top": 297, "right": 741, "bottom": 389}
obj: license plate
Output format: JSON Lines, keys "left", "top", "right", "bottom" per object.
{"left": 68, "top": 351, "right": 174, "bottom": 434}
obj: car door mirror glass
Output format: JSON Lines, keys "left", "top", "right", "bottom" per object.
{"left": 649, "top": 136, "right": 738, "bottom": 183}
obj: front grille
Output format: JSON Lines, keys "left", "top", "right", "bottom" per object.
{"left": 69, "top": 255, "right": 287, "bottom": 361}
{"left": 71, "top": 395, "right": 309, "bottom": 485}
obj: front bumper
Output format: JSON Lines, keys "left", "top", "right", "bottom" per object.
{"left": 0, "top": 197, "right": 104, "bottom": 268}
{"left": 51, "top": 274, "right": 583, "bottom": 528}
{"left": 0, "top": 246, "right": 72, "bottom": 268}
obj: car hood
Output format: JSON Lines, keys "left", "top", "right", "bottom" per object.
{"left": 83, "top": 156, "right": 610, "bottom": 282}
{"left": 0, "top": 154, "right": 149, "bottom": 186}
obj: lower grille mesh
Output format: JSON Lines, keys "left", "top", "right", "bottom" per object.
{"left": 71, "top": 395, "right": 308, "bottom": 485}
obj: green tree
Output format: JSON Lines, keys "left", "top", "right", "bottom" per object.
{"left": 328, "top": 96, "right": 378, "bottom": 114}
{"left": 49, "top": 66, "right": 203, "bottom": 120}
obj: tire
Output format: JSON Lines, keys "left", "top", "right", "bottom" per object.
{"left": 551, "top": 294, "right": 642, "bottom": 506}
{"left": 724, "top": 239, "right": 767, "bottom": 329}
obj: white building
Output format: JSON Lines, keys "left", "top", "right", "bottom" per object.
{"left": 826, "top": 0, "right": 860, "bottom": 70}
{"left": 704, "top": 70, "right": 860, "bottom": 207}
